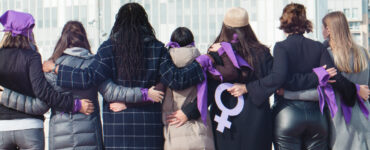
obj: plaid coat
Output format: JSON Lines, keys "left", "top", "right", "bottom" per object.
{"left": 56, "top": 36, "right": 204, "bottom": 150}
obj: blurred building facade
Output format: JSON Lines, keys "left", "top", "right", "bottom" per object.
{"left": 328, "top": 0, "right": 369, "bottom": 49}
{"left": 1, "top": 0, "right": 334, "bottom": 57}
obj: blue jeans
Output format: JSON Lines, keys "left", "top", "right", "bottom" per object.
{"left": 0, "top": 128, "right": 44, "bottom": 150}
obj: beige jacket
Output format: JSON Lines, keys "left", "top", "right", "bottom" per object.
{"left": 162, "top": 46, "right": 215, "bottom": 150}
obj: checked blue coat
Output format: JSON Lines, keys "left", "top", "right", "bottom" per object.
{"left": 55, "top": 35, "right": 204, "bottom": 150}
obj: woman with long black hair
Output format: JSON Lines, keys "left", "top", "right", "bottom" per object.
{"left": 43, "top": 3, "right": 205, "bottom": 149}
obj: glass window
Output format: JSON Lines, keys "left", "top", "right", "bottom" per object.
{"left": 352, "top": 8, "right": 358, "bottom": 19}
{"left": 44, "top": 8, "right": 50, "bottom": 28}
{"left": 37, "top": 8, "right": 43, "bottom": 28}
{"left": 73, "top": 6, "right": 79, "bottom": 20}
{"left": 9, "top": 0, "right": 14, "bottom": 9}
{"left": 16, "top": 0, "right": 21, "bottom": 9}
{"left": 104, "top": 1, "right": 111, "bottom": 34}
{"left": 343, "top": 8, "right": 350, "bottom": 18}
{"left": 176, "top": 0, "right": 183, "bottom": 26}
{"left": 65, "top": 6, "right": 72, "bottom": 22}
{"left": 80, "top": 6, "right": 87, "bottom": 27}
{"left": 52, "top": 7, "right": 57, "bottom": 28}
{"left": 23, "top": 0, "right": 29, "bottom": 12}
{"left": 3, "top": 0, "right": 8, "bottom": 12}
{"left": 160, "top": 3, "right": 167, "bottom": 24}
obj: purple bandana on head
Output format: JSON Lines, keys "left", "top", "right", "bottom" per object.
{"left": 166, "top": 41, "right": 195, "bottom": 48}
{"left": 0, "top": 10, "right": 35, "bottom": 39}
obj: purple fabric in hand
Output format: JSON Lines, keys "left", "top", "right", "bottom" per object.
{"left": 313, "top": 67, "right": 338, "bottom": 118}
{"left": 72, "top": 99, "right": 82, "bottom": 113}
{"left": 141, "top": 88, "right": 154, "bottom": 102}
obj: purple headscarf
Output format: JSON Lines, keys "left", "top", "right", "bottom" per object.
{"left": 0, "top": 10, "right": 35, "bottom": 39}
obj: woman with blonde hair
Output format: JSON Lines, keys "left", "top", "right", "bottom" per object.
{"left": 281, "top": 11, "right": 369, "bottom": 150}
{"left": 321, "top": 11, "right": 369, "bottom": 150}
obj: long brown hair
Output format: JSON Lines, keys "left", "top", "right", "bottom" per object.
{"left": 0, "top": 32, "right": 38, "bottom": 51}
{"left": 50, "top": 21, "right": 91, "bottom": 61}
{"left": 323, "top": 11, "right": 368, "bottom": 73}
{"left": 213, "top": 24, "right": 268, "bottom": 76}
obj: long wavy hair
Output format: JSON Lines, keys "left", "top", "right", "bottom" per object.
{"left": 213, "top": 24, "right": 268, "bottom": 77}
{"left": 50, "top": 21, "right": 91, "bottom": 61}
{"left": 110, "top": 3, "right": 155, "bottom": 80}
{"left": 323, "top": 11, "right": 368, "bottom": 73}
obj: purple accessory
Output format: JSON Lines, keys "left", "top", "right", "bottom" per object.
{"left": 166, "top": 41, "right": 196, "bottom": 48}
{"left": 0, "top": 10, "right": 35, "bottom": 39}
{"left": 313, "top": 67, "right": 338, "bottom": 118}
{"left": 230, "top": 33, "right": 239, "bottom": 43}
{"left": 218, "top": 42, "right": 253, "bottom": 70}
{"left": 141, "top": 88, "right": 154, "bottom": 102}
{"left": 72, "top": 99, "right": 82, "bottom": 113}
{"left": 196, "top": 54, "right": 223, "bottom": 125}
{"left": 340, "top": 84, "right": 369, "bottom": 124}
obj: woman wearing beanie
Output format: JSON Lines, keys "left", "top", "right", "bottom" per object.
{"left": 206, "top": 7, "right": 274, "bottom": 150}
{"left": 0, "top": 10, "right": 94, "bottom": 149}
{"left": 210, "top": 3, "right": 367, "bottom": 150}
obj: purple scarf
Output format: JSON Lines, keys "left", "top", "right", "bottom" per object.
{"left": 340, "top": 84, "right": 369, "bottom": 124}
{"left": 313, "top": 67, "right": 369, "bottom": 124}
{"left": 313, "top": 67, "right": 338, "bottom": 118}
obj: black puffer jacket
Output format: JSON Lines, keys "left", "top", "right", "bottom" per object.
{"left": 0, "top": 48, "right": 74, "bottom": 120}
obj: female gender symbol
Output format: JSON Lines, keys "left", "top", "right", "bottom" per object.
{"left": 214, "top": 83, "right": 244, "bottom": 133}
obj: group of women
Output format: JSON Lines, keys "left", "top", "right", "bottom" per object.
{"left": 0, "top": 2, "right": 368, "bottom": 150}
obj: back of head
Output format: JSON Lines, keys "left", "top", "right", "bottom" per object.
{"left": 214, "top": 7, "right": 267, "bottom": 77}
{"left": 110, "top": 2, "right": 155, "bottom": 80}
{"left": 323, "top": 11, "right": 368, "bottom": 73}
{"left": 279, "top": 3, "right": 312, "bottom": 34}
{"left": 51, "top": 21, "right": 91, "bottom": 61}
{"left": 170, "top": 27, "right": 194, "bottom": 47}
{"left": 0, "top": 10, "right": 37, "bottom": 51}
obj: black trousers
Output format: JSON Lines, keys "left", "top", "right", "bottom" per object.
{"left": 273, "top": 100, "right": 329, "bottom": 150}
{"left": 0, "top": 128, "right": 44, "bottom": 150}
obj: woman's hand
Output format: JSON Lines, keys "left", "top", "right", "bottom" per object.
{"left": 359, "top": 85, "right": 370, "bottom": 101}
{"left": 43, "top": 60, "right": 57, "bottom": 73}
{"left": 208, "top": 43, "right": 221, "bottom": 52}
{"left": 227, "top": 83, "right": 248, "bottom": 97}
{"left": 148, "top": 86, "right": 164, "bottom": 103}
{"left": 166, "top": 110, "right": 188, "bottom": 128}
{"left": 110, "top": 102, "right": 127, "bottom": 112}
{"left": 80, "top": 99, "right": 94, "bottom": 115}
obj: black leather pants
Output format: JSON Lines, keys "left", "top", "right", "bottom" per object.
{"left": 273, "top": 100, "right": 329, "bottom": 150}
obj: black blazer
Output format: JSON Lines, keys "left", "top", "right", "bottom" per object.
{"left": 0, "top": 48, "right": 74, "bottom": 120}
{"left": 246, "top": 34, "right": 356, "bottom": 106}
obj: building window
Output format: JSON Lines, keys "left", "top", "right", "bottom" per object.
{"left": 343, "top": 8, "right": 350, "bottom": 18}
{"left": 52, "top": 7, "right": 57, "bottom": 28}
{"left": 352, "top": 8, "right": 358, "bottom": 19}
{"left": 349, "top": 22, "right": 360, "bottom": 30}
{"left": 352, "top": 33, "right": 361, "bottom": 44}
{"left": 44, "top": 8, "right": 50, "bottom": 28}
